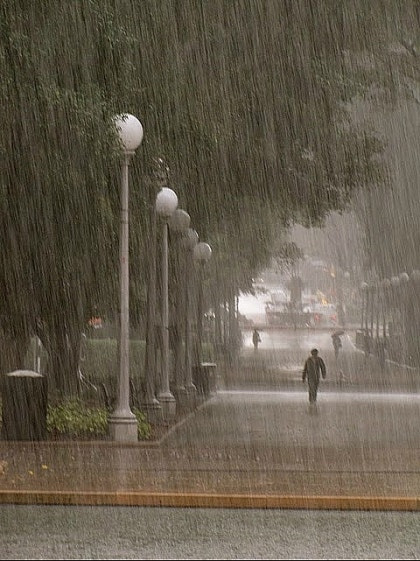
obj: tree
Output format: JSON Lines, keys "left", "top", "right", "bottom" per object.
{"left": 0, "top": 0, "right": 398, "bottom": 395}
{"left": 0, "top": 1, "right": 125, "bottom": 393}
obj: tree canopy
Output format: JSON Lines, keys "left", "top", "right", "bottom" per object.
{"left": 0, "top": 0, "right": 406, "bottom": 389}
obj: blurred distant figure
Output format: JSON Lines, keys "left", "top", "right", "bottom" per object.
{"left": 376, "top": 338, "right": 386, "bottom": 370}
{"left": 302, "top": 348, "right": 326, "bottom": 406}
{"left": 252, "top": 328, "right": 261, "bottom": 351}
{"left": 331, "top": 333, "right": 342, "bottom": 360}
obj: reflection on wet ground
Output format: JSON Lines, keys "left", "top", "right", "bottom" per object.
{"left": 1, "top": 328, "right": 419, "bottom": 503}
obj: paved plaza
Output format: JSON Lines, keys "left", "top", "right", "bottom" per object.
{"left": 0, "top": 330, "right": 420, "bottom": 510}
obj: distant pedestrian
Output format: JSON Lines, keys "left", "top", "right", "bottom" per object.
{"left": 331, "top": 333, "right": 342, "bottom": 360}
{"left": 252, "top": 328, "right": 261, "bottom": 350}
{"left": 302, "top": 348, "right": 326, "bottom": 406}
{"left": 376, "top": 338, "right": 386, "bottom": 370}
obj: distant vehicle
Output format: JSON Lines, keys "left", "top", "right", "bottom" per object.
{"left": 265, "top": 290, "right": 337, "bottom": 327}
{"left": 301, "top": 303, "right": 338, "bottom": 326}
{"left": 265, "top": 290, "right": 308, "bottom": 327}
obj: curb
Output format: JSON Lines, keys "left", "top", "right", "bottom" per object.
{"left": 0, "top": 491, "right": 419, "bottom": 511}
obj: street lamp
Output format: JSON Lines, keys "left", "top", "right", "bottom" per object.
{"left": 168, "top": 209, "right": 191, "bottom": 404}
{"left": 181, "top": 228, "right": 199, "bottom": 407}
{"left": 399, "top": 272, "right": 410, "bottom": 284}
{"left": 411, "top": 270, "right": 420, "bottom": 283}
{"left": 193, "top": 242, "right": 212, "bottom": 364}
{"left": 156, "top": 187, "right": 178, "bottom": 420}
{"left": 391, "top": 276, "right": 400, "bottom": 288}
{"left": 360, "top": 281, "right": 368, "bottom": 332}
{"left": 381, "top": 278, "right": 391, "bottom": 338}
{"left": 109, "top": 113, "right": 143, "bottom": 442}
{"left": 142, "top": 158, "right": 171, "bottom": 423}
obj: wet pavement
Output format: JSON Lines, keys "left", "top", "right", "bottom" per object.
{"left": 2, "top": 505, "right": 420, "bottom": 559}
{"left": 0, "top": 330, "right": 420, "bottom": 510}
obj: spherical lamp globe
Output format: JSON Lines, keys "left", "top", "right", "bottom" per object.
{"left": 114, "top": 114, "right": 144, "bottom": 153}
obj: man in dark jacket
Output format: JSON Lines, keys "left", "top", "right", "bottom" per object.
{"left": 302, "top": 348, "right": 326, "bottom": 404}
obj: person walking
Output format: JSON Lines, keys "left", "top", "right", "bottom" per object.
{"left": 302, "top": 348, "right": 326, "bottom": 406}
{"left": 252, "top": 328, "right": 261, "bottom": 351}
{"left": 331, "top": 333, "right": 342, "bottom": 361}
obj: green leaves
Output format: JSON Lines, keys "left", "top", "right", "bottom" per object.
{"left": 46, "top": 399, "right": 152, "bottom": 440}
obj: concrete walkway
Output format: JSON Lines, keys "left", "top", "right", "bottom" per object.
{"left": 1, "top": 331, "right": 420, "bottom": 510}
{"left": 1, "top": 386, "right": 420, "bottom": 510}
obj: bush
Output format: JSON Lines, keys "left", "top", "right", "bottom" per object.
{"left": 46, "top": 399, "right": 152, "bottom": 440}
{"left": 78, "top": 338, "right": 146, "bottom": 393}
{"left": 47, "top": 399, "right": 108, "bottom": 437}
{"left": 24, "top": 337, "right": 147, "bottom": 397}
{"left": 23, "top": 335, "right": 215, "bottom": 407}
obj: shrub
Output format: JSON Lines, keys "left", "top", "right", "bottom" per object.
{"left": 79, "top": 338, "right": 146, "bottom": 392}
{"left": 47, "top": 399, "right": 107, "bottom": 437}
{"left": 46, "top": 399, "right": 151, "bottom": 440}
{"left": 132, "top": 408, "right": 152, "bottom": 440}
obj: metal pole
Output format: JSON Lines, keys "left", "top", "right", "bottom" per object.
{"left": 142, "top": 201, "right": 162, "bottom": 419}
{"left": 120, "top": 154, "right": 130, "bottom": 411}
{"left": 173, "top": 235, "right": 186, "bottom": 397}
{"left": 382, "top": 288, "right": 387, "bottom": 339}
{"left": 109, "top": 153, "right": 138, "bottom": 442}
{"left": 197, "top": 262, "right": 204, "bottom": 363}
{"left": 157, "top": 220, "right": 176, "bottom": 419}
{"left": 361, "top": 290, "right": 364, "bottom": 331}
{"left": 184, "top": 245, "right": 196, "bottom": 398}
{"left": 370, "top": 287, "right": 374, "bottom": 338}
{"left": 364, "top": 290, "right": 369, "bottom": 334}
{"left": 145, "top": 204, "right": 157, "bottom": 402}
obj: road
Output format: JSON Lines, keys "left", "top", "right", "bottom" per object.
{"left": 1, "top": 504, "right": 420, "bottom": 560}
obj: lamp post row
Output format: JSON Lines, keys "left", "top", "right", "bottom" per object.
{"left": 359, "top": 271, "right": 420, "bottom": 357}
{"left": 110, "top": 113, "right": 212, "bottom": 441}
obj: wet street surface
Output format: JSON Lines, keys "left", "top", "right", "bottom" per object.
{"left": 1, "top": 504, "right": 420, "bottom": 560}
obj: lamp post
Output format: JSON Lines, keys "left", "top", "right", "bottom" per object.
{"left": 156, "top": 187, "right": 178, "bottom": 421}
{"left": 410, "top": 270, "right": 420, "bottom": 366}
{"left": 193, "top": 242, "right": 212, "bottom": 364}
{"left": 360, "top": 281, "right": 368, "bottom": 332}
{"left": 141, "top": 159, "right": 169, "bottom": 424}
{"left": 109, "top": 113, "right": 143, "bottom": 442}
{"left": 168, "top": 208, "right": 191, "bottom": 404}
{"left": 390, "top": 275, "right": 400, "bottom": 351}
{"left": 391, "top": 275, "right": 400, "bottom": 322}
{"left": 381, "top": 278, "right": 391, "bottom": 339}
{"left": 399, "top": 272, "right": 410, "bottom": 364}
{"left": 182, "top": 228, "right": 199, "bottom": 407}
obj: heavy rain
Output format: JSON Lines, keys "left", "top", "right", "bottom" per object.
{"left": 1, "top": 1, "right": 420, "bottom": 559}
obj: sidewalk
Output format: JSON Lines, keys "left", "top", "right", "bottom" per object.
{"left": 1, "top": 380, "right": 420, "bottom": 510}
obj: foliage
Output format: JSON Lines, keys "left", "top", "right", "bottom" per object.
{"left": 132, "top": 408, "right": 152, "bottom": 441}
{"left": 23, "top": 335, "right": 214, "bottom": 397}
{"left": 46, "top": 399, "right": 151, "bottom": 440}
{"left": 78, "top": 338, "right": 145, "bottom": 392}
{"left": 272, "top": 242, "right": 305, "bottom": 276}
{"left": 1, "top": 0, "right": 411, "bottom": 392}
{"left": 46, "top": 399, "right": 108, "bottom": 437}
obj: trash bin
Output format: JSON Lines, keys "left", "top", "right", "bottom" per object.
{"left": 192, "top": 362, "right": 217, "bottom": 399}
{"left": 1, "top": 370, "right": 48, "bottom": 441}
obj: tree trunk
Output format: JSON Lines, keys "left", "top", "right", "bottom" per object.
{"left": 41, "top": 321, "right": 81, "bottom": 398}
{"left": 0, "top": 334, "right": 30, "bottom": 375}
